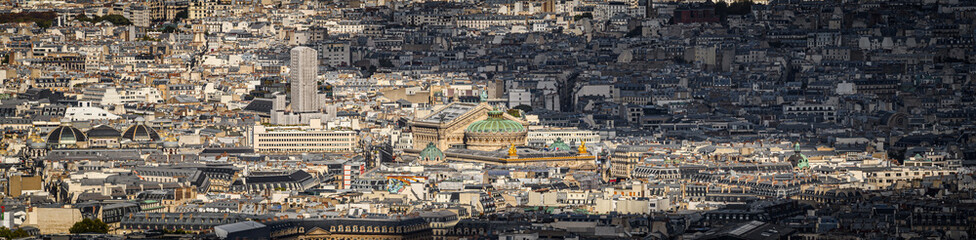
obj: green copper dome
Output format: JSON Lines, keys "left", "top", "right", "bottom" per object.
{"left": 796, "top": 154, "right": 810, "bottom": 169}
{"left": 419, "top": 142, "right": 445, "bottom": 161}
{"left": 550, "top": 138, "right": 571, "bottom": 151}
{"left": 465, "top": 110, "right": 524, "bottom": 133}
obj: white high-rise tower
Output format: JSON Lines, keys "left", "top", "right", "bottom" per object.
{"left": 290, "top": 46, "right": 319, "bottom": 113}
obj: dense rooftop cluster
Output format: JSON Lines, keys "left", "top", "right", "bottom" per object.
{"left": 0, "top": 0, "right": 974, "bottom": 239}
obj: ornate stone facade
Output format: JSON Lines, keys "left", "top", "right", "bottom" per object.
{"left": 409, "top": 102, "right": 492, "bottom": 150}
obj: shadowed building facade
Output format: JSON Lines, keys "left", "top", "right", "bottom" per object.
{"left": 215, "top": 217, "right": 433, "bottom": 240}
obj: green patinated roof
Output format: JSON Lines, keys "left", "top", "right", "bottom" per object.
{"left": 550, "top": 138, "right": 571, "bottom": 151}
{"left": 797, "top": 153, "right": 810, "bottom": 169}
{"left": 466, "top": 110, "right": 524, "bottom": 133}
{"left": 419, "top": 142, "right": 445, "bottom": 161}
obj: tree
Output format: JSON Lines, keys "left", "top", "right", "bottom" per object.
{"left": 507, "top": 109, "right": 521, "bottom": 118}
{"left": 69, "top": 218, "right": 109, "bottom": 234}
{"left": 728, "top": 0, "right": 753, "bottom": 15}
{"left": 75, "top": 14, "right": 132, "bottom": 26}
{"left": 713, "top": 0, "right": 752, "bottom": 22}
{"left": 0, "top": 11, "right": 55, "bottom": 28}
{"left": 573, "top": 13, "right": 592, "bottom": 21}
{"left": 161, "top": 25, "right": 178, "bottom": 33}
{"left": 175, "top": 10, "right": 188, "bottom": 21}
{"left": 161, "top": 228, "right": 189, "bottom": 234}
{"left": 138, "top": 35, "right": 159, "bottom": 41}
{"left": 512, "top": 105, "right": 533, "bottom": 113}
{"left": 75, "top": 13, "right": 92, "bottom": 22}
{"left": 99, "top": 14, "right": 132, "bottom": 26}
{"left": 379, "top": 59, "right": 394, "bottom": 68}
{"left": 0, "top": 227, "right": 30, "bottom": 238}
{"left": 715, "top": 2, "right": 729, "bottom": 18}
{"left": 624, "top": 27, "right": 642, "bottom": 38}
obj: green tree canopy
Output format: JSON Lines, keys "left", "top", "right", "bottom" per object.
{"left": 69, "top": 218, "right": 109, "bottom": 234}
{"left": 573, "top": 13, "right": 593, "bottom": 21}
{"left": 99, "top": 14, "right": 132, "bottom": 26}
{"left": 0, "top": 11, "right": 55, "bottom": 28}
{"left": 76, "top": 14, "right": 131, "bottom": 26}
{"left": 75, "top": 13, "right": 92, "bottom": 22}
{"left": 161, "top": 25, "right": 178, "bottom": 33}
{"left": 0, "top": 227, "right": 30, "bottom": 239}
{"left": 714, "top": 0, "right": 753, "bottom": 20}
{"left": 624, "top": 27, "right": 642, "bottom": 38}
{"left": 175, "top": 10, "right": 188, "bottom": 21}
{"left": 507, "top": 109, "right": 521, "bottom": 118}
{"left": 512, "top": 105, "right": 533, "bottom": 113}
{"left": 379, "top": 59, "right": 394, "bottom": 68}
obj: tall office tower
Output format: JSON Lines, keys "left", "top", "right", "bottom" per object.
{"left": 290, "top": 46, "right": 319, "bottom": 113}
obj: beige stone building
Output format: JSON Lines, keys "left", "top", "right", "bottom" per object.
{"left": 410, "top": 102, "right": 496, "bottom": 150}
{"left": 860, "top": 166, "right": 957, "bottom": 190}
{"left": 5, "top": 175, "right": 42, "bottom": 197}
{"left": 26, "top": 207, "right": 84, "bottom": 234}
{"left": 610, "top": 145, "right": 646, "bottom": 179}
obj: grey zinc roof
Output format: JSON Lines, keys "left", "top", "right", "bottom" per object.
{"left": 215, "top": 221, "right": 266, "bottom": 236}
{"left": 418, "top": 102, "right": 479, "bottom": 123}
